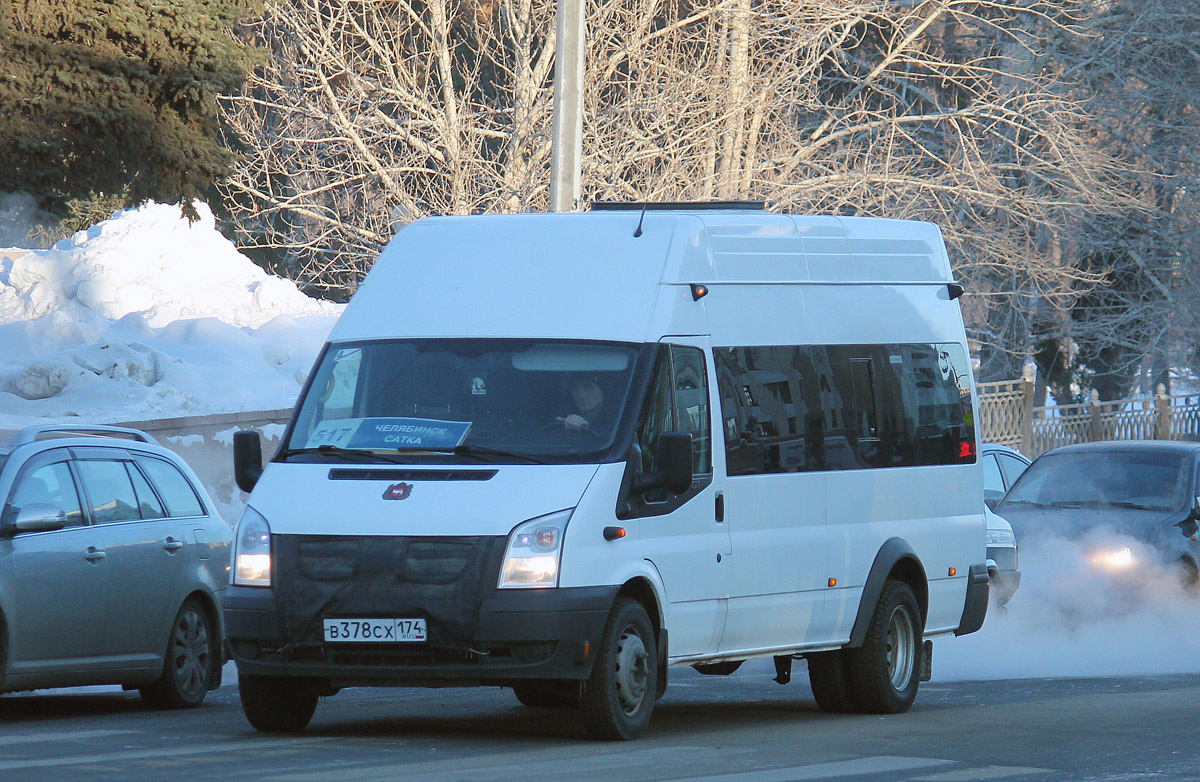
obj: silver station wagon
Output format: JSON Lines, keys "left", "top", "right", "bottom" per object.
{"left": 0, "top": 425, "right": 231, "bottom": 707}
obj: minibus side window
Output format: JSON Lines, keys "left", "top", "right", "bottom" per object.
{"left": 670, "top": 346, "right": 712, "bottom": 475}
{"left": 636, "top": 346, "right": 712, "bottom": 500}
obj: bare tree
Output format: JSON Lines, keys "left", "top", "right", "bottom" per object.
{"left": 219, "top": 0, "right": 1133, "bottom": 356}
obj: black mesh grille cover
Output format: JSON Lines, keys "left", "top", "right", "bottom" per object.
{"left": 273, "top": 534, "right": 507, "bottom": 653}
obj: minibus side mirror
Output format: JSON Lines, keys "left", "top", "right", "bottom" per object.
{"left": 634, "top": 432, "right": 694, "bottom": 496}
{"left": 233, "top": 430, "right": 264, "bottom": 493}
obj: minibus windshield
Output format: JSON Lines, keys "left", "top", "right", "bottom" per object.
{"left": 284, "top": 339, "right": 642, "bottom": 464}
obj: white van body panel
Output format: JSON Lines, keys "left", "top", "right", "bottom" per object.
{"left": 229, "top": 207, "right": 988, "bottom": 714}
{"left": 248, "top": 463, "right": 598, "bottom": 537}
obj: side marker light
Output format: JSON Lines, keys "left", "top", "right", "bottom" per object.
{"left": 603, "top": 526, "right": 627, "bottom": 541}
{"left": 828, "top": 577, "right": 837, "bottom": 587}
{"left": 690, "top": 284, "right": 709, "bottom": 301}
{"left": 948, "top": 567, "right": 957, "bottom": 576}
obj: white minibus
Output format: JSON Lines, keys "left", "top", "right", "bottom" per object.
{"left": 226, "top": 203, "right": 989, "bottom": 740}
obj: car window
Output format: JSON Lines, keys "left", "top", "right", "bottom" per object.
{"left": 997, "top": 453, "right": 1029, "bottom": 488}
{"left": 5, "top": 461, "right": 85, "bottom": 527}
{"left": 1003, "top": 450, "right": 1188, "bottom": 512}
{"left": 982, "top": 453, "right": 1004, "bottom": 494}
{"left": 76, "top": 460, "right": 142, "bottom": 523}
{"left": 127, "top": 463, "right": 167, "bottom": 520}
{"left": 137, "top": 456, "right": 205, "bottom": 517}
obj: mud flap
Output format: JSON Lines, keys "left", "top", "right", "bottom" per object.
{"left": 772, "top": 654, "right": 792, "bottom": 685}
{"left": 920, "top": 640, "right": 933, "bottom": 682}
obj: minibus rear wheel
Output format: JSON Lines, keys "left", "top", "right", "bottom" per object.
{"left": 239, "top": 674, "right": 319, "bottom": 732}
{"left": 806, "top": 650, "right": 859, "bottom": 713}
{"left": 513, "top": 679, "right": 582, "bottom": 708}
{"left": 580, "top": 597, "right": 657, "bottom": 740}
{"left": 848, "top": 579, "right": 922, "bottom": 714}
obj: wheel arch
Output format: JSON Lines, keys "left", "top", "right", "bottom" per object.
{"left": 846, "top": 538, "right": 928, "bottom": 649}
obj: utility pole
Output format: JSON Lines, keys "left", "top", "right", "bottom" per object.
{"left": 550, "top": 0, "right": 585, "bottom": 212}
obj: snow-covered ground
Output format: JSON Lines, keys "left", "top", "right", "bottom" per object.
{"left": 2, "top": 202, "right": 1197, "bottom": 695}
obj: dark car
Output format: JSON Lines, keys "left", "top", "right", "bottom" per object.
{"left": 996, "top": 440, "right": 1200, "bottom": 586}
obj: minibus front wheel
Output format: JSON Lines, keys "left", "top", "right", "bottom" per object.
{"left": 580, "top": 597, "right": 658, "bottom": 740}
{"left": 239, "top": 674, "right": 319, "bottom": 732}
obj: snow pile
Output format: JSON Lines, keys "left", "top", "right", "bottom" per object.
{"left": 0, "top": 202, "right": 342, "bottom": 429}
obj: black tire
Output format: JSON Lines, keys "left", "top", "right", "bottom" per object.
{"left": 139, "top": 598, "right": 215, "bottom": 709}
{"left": 239, "top": 674, "right": 319, "bottom": 732}
{"left": 513, "top": 680, "right": 582, "bottom": 708}
{"left": 848, "top": 579, "right": 923, "bottom": 714}
{"left": 806, "top": 650, "right": 859, "bottom": 713}
{"left": 580, "top": 597, "right": 658, "bottom": 740}
{"left": 1177, "top": 557, "right": 1199, "bottom": 593}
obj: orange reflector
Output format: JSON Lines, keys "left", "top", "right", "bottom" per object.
{"left": 948, "top": 567, "right": 957, "bottom": 576}
{"left": 828, "top": 577, "right": 837, "bottom": 587}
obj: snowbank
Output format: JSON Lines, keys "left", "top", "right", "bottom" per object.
{"left": 0, "top": 202, "right": 342, "bottom": 430}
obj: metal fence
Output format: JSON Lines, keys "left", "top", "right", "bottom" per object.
{"left": 977, "top": 379, "right": 1200, "bottom": 458}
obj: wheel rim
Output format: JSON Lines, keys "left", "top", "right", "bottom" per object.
{"left": 171, "top": 608, "right": 211, "bottom": 698}
{"left": 887, "top": 604, "right": 915, "bottom": 690}
{"left": 613, "top": 623, "right": 650, "bottom": 716}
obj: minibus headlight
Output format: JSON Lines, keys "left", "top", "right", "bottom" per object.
{"left": 233, "top": 507, "right": 273, "bottom": 587}
{"left": 499, "top": 509, "right": 572, "bottom": 589}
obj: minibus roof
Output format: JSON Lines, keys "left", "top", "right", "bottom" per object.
{"left": 329, "top": 209, "right": 954, "bottom": 344}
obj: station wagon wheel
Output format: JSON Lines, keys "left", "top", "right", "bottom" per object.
{"left": 239, "top": 674, "right": 319, "bottom": 732}
{"left": 140, "top": 598, "right": 214, "bottom": 709}
{"left": 848, "top": 579, "right": 923, "bottom": 714}
{"left": 580, "top": 597, "right": 657, "bottom": 740}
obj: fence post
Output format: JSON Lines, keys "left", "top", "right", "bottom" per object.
{"left": 1020, "top": 369, "right": 1035, "bottom": 456}
{"left": 1155, "top": 383, "right": 1171, "bottom": 441}
{"left": 1088, "top": 389, "right": 1104, "bottom": 442}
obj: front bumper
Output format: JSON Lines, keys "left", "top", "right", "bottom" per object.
{"left": 223, "top": 584, "right": 619, "bottom": 687}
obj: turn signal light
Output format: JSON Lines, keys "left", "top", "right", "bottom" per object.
{"left": 828, "top": 577, "right": 837, "bottom": 587}
{"left": 948, "top": 567, "right": 957, "bottom": 576}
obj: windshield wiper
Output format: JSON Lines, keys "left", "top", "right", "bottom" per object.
{"left": 278, "top": 445, "right": 410, "bottom": 464}
{"left": 397, "top": 444, "right": 548, "bottom": 465}
{"left": 1000, "top": 499, "right": 1048, "bottom": 508}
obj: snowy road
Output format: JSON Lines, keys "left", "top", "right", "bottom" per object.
{"left": 0, "top": 663, "right": 1196, "bottom": 781}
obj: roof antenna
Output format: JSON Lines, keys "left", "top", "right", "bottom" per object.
{"left": 633, "top": 204, "right": 648, "bottom": 237}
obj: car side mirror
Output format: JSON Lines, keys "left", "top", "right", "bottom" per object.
{"left": 233, "top": 430, "right": 264, "bottom": 493}
{"left": 634, "top": 432, "right": 694, "bottom": 496}
{"left": 13, "top": 503, "right": 67, "bottom": 534}
{"left": 1180, "top": 500, "right": 1200, "bottom": 540}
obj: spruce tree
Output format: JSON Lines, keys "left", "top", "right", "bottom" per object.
{"left": 0, "top": 0, "right": 262, "bottom": 220}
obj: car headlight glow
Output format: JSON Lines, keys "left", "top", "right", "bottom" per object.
{"left": 499, "top": 509, "right": 572, "bottom": 589}
{"left": 233, "top": 507, "right": 272, "bottom": 587}
{"left": 1090, "top": 546, "right": 1135, "bottom": 571}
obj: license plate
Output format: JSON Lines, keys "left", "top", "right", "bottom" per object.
{"left": 323, "top": 618, "right": 427, "bottom": 643}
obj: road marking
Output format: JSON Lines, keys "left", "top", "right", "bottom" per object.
{"left": 268, "top": 745, "right": 741, "bottom": 781}
{"left": 0, "top": 737, "right": 336, "bottom": 771}
{"left": 686, "top": 756, "right": 957, "bottom": 781}
{"left": 268, "top": 750, "right": 954, "bottom": 782}
{"left": 0, "top": 729, "right": 132, "bottom": 747}
{"left": 913, "top": 766, "right": 1057, "bottom": 781}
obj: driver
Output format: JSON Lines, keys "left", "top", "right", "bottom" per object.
{"left": 558, "top": 374, "right": 606, "bottom": 433}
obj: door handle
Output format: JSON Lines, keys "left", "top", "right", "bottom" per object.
{"left": 163, "top": 538, "right": 184, "bottom": 553}
{"left": 84, "top": 547, "right": 106, "bottom": 563}
{"left": 715, "top": 492, "right": 725, "bottom": 523}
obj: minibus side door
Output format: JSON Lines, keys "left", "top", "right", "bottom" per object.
{"left": 633, "top": 339, "right": 730, "bottom": 659}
